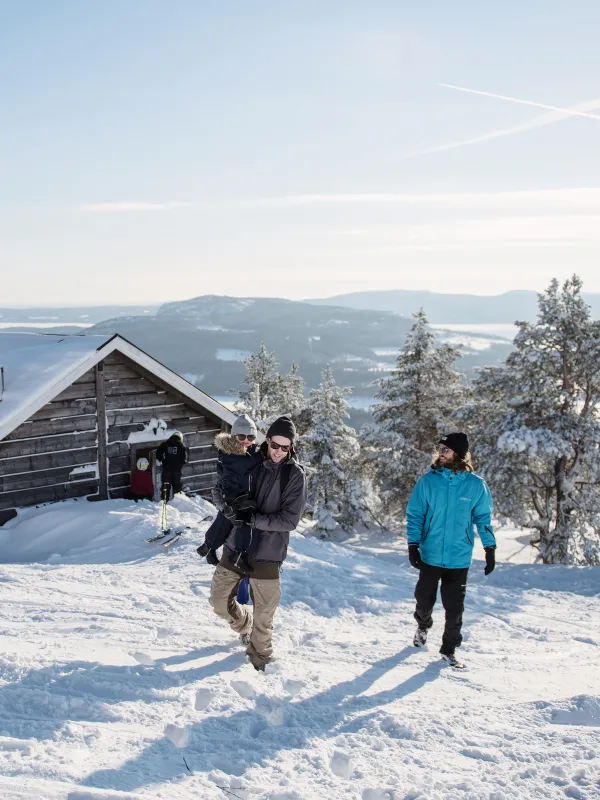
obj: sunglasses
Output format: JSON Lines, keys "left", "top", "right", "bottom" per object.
{"left": 235, "top": 434, "right": 256, "bottom": 442}
{"left": 268, "top": 439, "right": 291, "bottom": 453}
{"left": 438, "top": 445, "right": 452, "bottom": 455}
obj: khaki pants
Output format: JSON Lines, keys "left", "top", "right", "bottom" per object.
{"left": 209, "top": 565, "right": 281, "bottom": 669}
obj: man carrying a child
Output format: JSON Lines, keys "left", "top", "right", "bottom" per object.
{"left": 208, "top": 416, "right": 306, "bottom": 671}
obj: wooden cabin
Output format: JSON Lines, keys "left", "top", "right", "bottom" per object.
{"left": 0, "top": 332, "right": 236, "bottom": 526}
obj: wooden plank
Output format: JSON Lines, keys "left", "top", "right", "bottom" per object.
{"left": 108, "top": 472, "right": 131, "bottom": 490}
{"left": 0, "top": 480, "right": 99, "bottom": 511}
{"left": 53, "top": 383, "right": 97, "bottom": 402}
{"left": 73, "top": 369, "right": 96, "bottom": 383}
{"left": 107, "top": 441, "right": 130, "bottom": 459}
{"left": 106, "top": 405, "right": 187, "bottom": 427}
{"left": 109, "top": 485, "right": 131, "bottom": 500}
{"left": 105, "top": 377, "right": 159, "bottom": 396}
{"left": 96, "top": 364, "right": 109, "bottom": 501}
{"left": 0, "top": 431, "right": 97, "bottom": 459}
{"left": 182, "top": 459, "right": 218, "bottom": 477}
{"left": 0, "top": 463, "right": 98, "bottom": 494}
{"left": 0, "top": 447, "right": 98, "bottom": 477}
{"left": 32, "top": 399, "right": 97, "bottom": 421}
{"left": 5, "top": 414, "right": 97, "bottom": 442}
{"left": 184, "top": 430, "right": 221, "bottom": 449}
{"left": 108, "top": 455, "right": 131, "bottom": 475}
{"left": 101, "top": 352, "right": 127, "bottom": 366}
{"left": 189, "top": 444, "right": 218, "bottom": 458}
{"left": 105, "top": 351, "right": 226, "bottom": 427}
{"left": 103, "top": 364, "right": 142, "bottom": 381}
{"left": 105, "top": 392, "right": 182, "bottom": 411}
{"left": 183, "top": 473, "right": 217, "bottom": 492}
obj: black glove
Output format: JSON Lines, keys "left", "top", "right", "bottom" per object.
{"left": 221, "top": 504, "right": 237, "bottom": 522}
{"left": 206, "top": 549, "right": 220, "bottom": 566}
{"left": 231, "top": 508, "right": 254, "bottom": 528}
{"left": 484, "top": 547, "right": 496, "bottom": 575}
{"left": 408, "top": 545, "right": 422, "bottom": 570}
{"left": 230, "top": 493, "right": 257, "bottom": 511}
{"left": 196, "top": 542, "right": 209, "bottom": 558}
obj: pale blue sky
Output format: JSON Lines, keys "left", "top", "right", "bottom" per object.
{"left": 2, "top": 1, "right": 600, "bottom": 304}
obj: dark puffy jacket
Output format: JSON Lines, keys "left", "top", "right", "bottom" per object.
{"left": 222, "top": 450, "right": 306, "bottom": 577}
{"left": 204, "top": 433, "right": 263, "bottom": 550}
{"left": 210, "top": 433, "right": 263, "bottom": 509}
{"left": 156, "top": 435, "right": 187, "bottom": 471}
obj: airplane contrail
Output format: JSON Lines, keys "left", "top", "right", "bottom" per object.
{"left": 404, "top": 96, "right": 600, "bottom": 159}
{"left": 439, "top": 83, "right": 600, "bottom": 120}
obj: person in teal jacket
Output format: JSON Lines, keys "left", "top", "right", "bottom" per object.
{"left": 406, "top": 432, "right": 496, "bottom": 668}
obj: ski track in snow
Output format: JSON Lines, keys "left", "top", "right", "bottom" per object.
{"left": 0, "top": 497, "right": 598, "bottom": 799}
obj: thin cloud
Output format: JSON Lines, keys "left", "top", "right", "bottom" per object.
{"left": 438, "top": 84, "right": 600, "bottom": 120}
{"left": 406, "top": 97, "right": 600, "bottom": 158}
{"left": 338, "top": 214, "right": 600, "bottom": 250}
{"left": 79, "top": 202, "right": 190, "bottom": 212}
{"left": 252, "top": 188, "right": 600, "bottom": 209}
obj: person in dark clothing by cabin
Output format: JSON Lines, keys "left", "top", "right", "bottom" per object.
{"left": 156, "top": 431, "right": 187, "bottom": 498}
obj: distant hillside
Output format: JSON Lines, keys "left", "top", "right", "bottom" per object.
{"left": 0, "top": 305, "right": 158, "bottom": 326}
{"left": 87, "top": 295, "right": 513, "bottom": 430}
{"left": 88, "top": 295, "right": 416, "bottom": 397}
{"left": 307, "top": 290, "right": 600, "bottom": 323}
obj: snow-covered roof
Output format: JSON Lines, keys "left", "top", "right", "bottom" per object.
{"left": 0, "top": 332, "right": 236, "bottom": 441}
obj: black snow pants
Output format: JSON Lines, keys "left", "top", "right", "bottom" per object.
{"left": 414, "top": 562, "right": 469, "bottom": 655}
{"left": 161, "top": 469, "right": 183, "bottom": 498}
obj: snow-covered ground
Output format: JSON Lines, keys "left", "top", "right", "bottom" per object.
{"left": 0, "top": 497, "right": 598, "bottom": 799}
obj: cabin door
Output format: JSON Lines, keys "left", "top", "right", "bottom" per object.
{"left": 130, "top": 444, "right": 159, "bottom": 501}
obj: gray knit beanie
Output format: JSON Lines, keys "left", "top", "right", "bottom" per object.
{"left": 231, "top": 414, "right": 258, "bottom": 438}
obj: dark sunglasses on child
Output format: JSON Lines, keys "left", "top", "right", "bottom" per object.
{"left": 235, "top": 434, "right": 256, "bottom": 442}
{"left": 268, "top": 439, "right": 291, "bottom": 452}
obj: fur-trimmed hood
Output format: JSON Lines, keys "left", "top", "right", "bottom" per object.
{"left": 214, "top": 432, "right": 248, "bottom": 455}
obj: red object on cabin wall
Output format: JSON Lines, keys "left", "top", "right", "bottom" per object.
{"left": 130, "top": 468, "right": 154, "bottom": 498}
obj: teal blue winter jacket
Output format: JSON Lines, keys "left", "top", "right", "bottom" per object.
{"left": 406, "top": 467, "right": 496, "bottom": 569}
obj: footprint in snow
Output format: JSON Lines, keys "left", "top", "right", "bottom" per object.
{"left": 283, "top": 678, "right": 306, "bottom": 697}
{"left": 131, "top": 651, "right": 155, "bottom": 666}
{"left": 330, "top": 750, "right": 353, "bottom": 779}
{"left": 255, "top": 694, "right": 285, "bottom": 726}
{"left": 194, "top": 687, "right": 214, "bottom": 711}
{"left": 164, "top": 723, "right": 190, "bottom": 748}
{"left": 231, "top": 679, "right": 256, "bottom": 700}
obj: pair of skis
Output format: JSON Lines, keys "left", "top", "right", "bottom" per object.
{"left": 145, "top": 527, "right": 189, "bottom": 547}
{"left": 145, "top": 488, "right": 213, "bottom": 547}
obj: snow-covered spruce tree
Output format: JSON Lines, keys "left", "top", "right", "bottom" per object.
{"left": 273, "top": 363, "right": 307, "bottom": 425}
{"left": 458, "top": 276, "right": 600, "bottom": 565}
{"left": 235, "top": 343, "right": 282, "bottom": 430}
{"left": 303, "top": 366, "right": 373, "bottom": 537}
{"left": 235, "top": 346, "right": 309, "bottom": 433}
{"left": 361, "top": 309, "right": 468, "bottom": 525}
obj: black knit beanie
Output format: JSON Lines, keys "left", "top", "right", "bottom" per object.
{"left": 267, "top": 416, "right": 297, "bottom": 442}
{"left": 439, "top": 432, "right": 469, "bottom": 458}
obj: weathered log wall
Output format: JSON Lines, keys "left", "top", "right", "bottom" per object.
{"left": 0, "top": 370, "right": 99, "bottom": 511}
{"left": 102, "top": 353, "right": 219, "bottom": 499}
{"left": 0, "top": 349, "right": 224, "bottom": 515}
